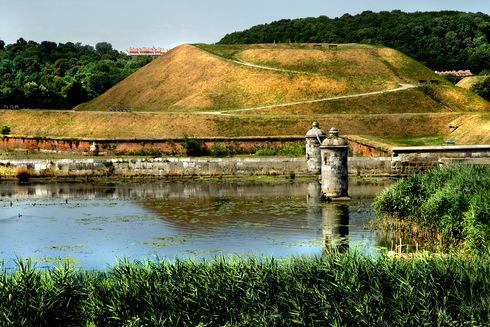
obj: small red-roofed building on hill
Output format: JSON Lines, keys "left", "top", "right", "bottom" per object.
{"left": 435, "top": 70, "right": 473, "bottom": 77}
{"left": 127, "top": 47, "right": 167, "bottom": 57}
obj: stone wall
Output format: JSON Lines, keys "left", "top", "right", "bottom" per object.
{"left": 0, "top": 157, "right": 309, "bottom": 179}
{"left": 0, "top": 157, "right": 395, "bottom": 180}
{"left": 391, "top": 145, "right": 490, "bottom": 176}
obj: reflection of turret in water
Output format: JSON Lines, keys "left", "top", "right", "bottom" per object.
{"left": 306, "top": 181, "right": 322, "bottom": 229}
{"left": 322, "top": 204, "right": 349, "bottom": 252}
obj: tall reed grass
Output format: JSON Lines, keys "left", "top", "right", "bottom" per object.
{"left": 0, "top": 253, "right": 488, "bottom": 326}
{"left": 374, "top": 165, "right": 490, "bottom": 253}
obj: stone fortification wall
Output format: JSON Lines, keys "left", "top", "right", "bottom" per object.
{"left": 391, "top": 145, "right": 490, "bottom": 176}
{"left": 0, "top": 157, "right": 394, "bottom": 180}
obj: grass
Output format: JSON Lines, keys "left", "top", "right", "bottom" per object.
{"left": 374, "top": 165, "right": 490, "bottom": 253}
{"left": 456, "top": 76, "right": 488, "bottom": 90}
{"left": 254, "top": 143, "right": 305, "bottom": 156}
{"left": 0, "top": 253, "right": 488, "bottom": 326}
{"left": 0, "top": 110, "right": 471, "bottom": 140}
{"left": 75, "top": 43, "right": 489, "bottom": 114}
{"left": 361, "top": 135, "right": 446, "bottom": 147}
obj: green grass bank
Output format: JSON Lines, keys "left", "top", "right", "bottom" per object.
{"left": 374, "top": 165, "right": 490, "bottom": 253}
{"left": 0, "top": 253, "right": 489, "bottom": 326}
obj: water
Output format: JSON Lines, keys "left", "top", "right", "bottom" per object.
{"left": 0, "top": 179, "right": 390, "bottom": 270}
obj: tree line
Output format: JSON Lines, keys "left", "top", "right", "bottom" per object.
{"left": 219, "top": 10, "right": 490, "bottom": 74}
{"left": 0, "top": 39, "right": 152, "bottom": 109}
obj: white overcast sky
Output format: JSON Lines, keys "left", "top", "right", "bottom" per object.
{"left": 1, "top": 0, "right": 489, "bottom": 51}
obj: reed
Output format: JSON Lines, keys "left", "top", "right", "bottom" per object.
{"left": 374, "top": 165, "right": 490, "bottom": 253}
{"left": 0, "top": 253, "right": 488, "bottom": 326}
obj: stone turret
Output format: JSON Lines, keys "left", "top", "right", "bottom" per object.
{"left": 320, "top": 128, "right": 349, "bottom": 199}
{"left": 305, "top": 122, "right": 326, "bottom": 174}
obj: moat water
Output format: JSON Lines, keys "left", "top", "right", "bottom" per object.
{"left": 0, "top": 179, "right": 390, "bottom": 270}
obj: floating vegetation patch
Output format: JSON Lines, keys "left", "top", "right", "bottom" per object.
{"left": 48, "top": 244, "right": 85, "bottom": 251}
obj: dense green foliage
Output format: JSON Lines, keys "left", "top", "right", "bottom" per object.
{"left": 219, "top": 11, "right": 490, "bottom": 74}
{"left": 0, "top": 38, "right": 152, "bottom": 109}
{"left": 182, "top": 137, "right": 209, "bottom": 156}
{"left": 0, "top": 124, "right": 10, "bottom": 135}
{"left": 254, "top": 143, "right": 306, "bottom": 156}
{"left": 0, "top": 254, "right": 488, "bottom": 326}
{"left": 374, "top": 165, "right": 490, "bottom": 252}
{"left": 473, "top": 76, "right": 490, "bottom": 100}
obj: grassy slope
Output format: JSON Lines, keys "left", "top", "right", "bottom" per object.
{"left": 5, "top": 43, "right": 489, "bottom": 144}
{"left": 77, "top": 43, "right": 463, "bottom": 113}
{"left": 0, "top": 110, "right": 465, "bottom": 139}
{"left": 456, "top": 76, "right": 488, "bottom": 90}
{"left": 450, "top": 114, "right": 490, "bottom": 144}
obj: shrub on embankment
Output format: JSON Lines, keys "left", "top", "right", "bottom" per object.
{"left": 374, "top": 165, "right": 490, "bottom": 253}
{"left": 0, "top": 254, "right": 489, "bottom": 326}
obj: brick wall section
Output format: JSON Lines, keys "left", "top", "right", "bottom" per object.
{"left": 1, "top": 135, "right": 387, "bottom": 157}
{"left": 391, "top": 145, "right": 490, "bottom": 176}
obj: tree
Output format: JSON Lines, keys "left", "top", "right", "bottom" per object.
{"left": 95, "top": 42, "right": 113, "bottom": 54}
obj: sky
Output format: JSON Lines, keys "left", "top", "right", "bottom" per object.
{"left": 1, "top": 0, "right": 489, "bottom": 51}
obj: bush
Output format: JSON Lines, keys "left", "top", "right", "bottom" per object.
{"left": 1, "top": 124, "right": 11, "bottom": 135}
{"left": 182, "top": 138, "right": 209, "bottom": 156}
{"left": 374, "top": 165, "right": 490, "bottom": 252}
{"left": 472, "top": 76, "right": 490, "bottom": 101}
{"left": 15, "top": 167, "right": 31, "bottom": 184}
{"left": 210, "top": 143, "right": 235, "bottom": 157}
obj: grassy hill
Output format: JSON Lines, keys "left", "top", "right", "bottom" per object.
{"left": 2, "top": 43, "right": 489, "bottom": 145}
{"left": 456, "top": 76, "right": 487, "bottom": 90}
{"left": 76, "top": 43, "right": 489, "bottom": 113}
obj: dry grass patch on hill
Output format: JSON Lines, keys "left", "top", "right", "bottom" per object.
{"left": 0, "top": 110, "right": 463, "bottom": 141}
{"left": 456, "top": 76, "right": 487, "bottom": 90}
{"left": 77, "top": 43, "right": 457, "bottom": 113}
{"left": 450, "top": 114, "right": 490, "bottom": 144}
{"left": 77, "top": 45, "right": 354, "bottom": 112}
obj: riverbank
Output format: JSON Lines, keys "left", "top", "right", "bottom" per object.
{"left": 374, "top": 165, "right": 490, "bottom": 254}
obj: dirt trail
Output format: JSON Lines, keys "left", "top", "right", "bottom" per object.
{"left": 195, "top": 55, "right": 417, "bottom": 115}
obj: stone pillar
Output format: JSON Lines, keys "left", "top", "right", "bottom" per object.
{"left": 305, "top": 122, "right": 326, "bottom": 174}
{"left": 320, "top": 128, "right": 349, "bottom": 199}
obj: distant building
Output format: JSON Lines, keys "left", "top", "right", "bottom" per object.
{"left": 434, "top": 70, "right": 473, "bottom": 77}
{"left": 127, "top": 47, "right": 167, "bottom": 57}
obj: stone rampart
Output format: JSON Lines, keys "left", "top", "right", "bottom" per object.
{"left": 0, "top": 157, "right": 395, "bottom": 179}
{"left": 391, "top": 145, "right": 490, "bottom": 175}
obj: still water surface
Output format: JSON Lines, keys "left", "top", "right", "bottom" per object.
{"left": 0, "top": 179, "right": 389, "bottom": 270}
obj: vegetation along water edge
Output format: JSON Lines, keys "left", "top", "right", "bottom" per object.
{"left": 374, "top": 164, "right": 490, "bottom": 254}
{"left": 0, "top": 253, "right": 488, "bottom": 326}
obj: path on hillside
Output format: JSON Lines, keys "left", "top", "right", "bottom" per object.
{"left": 199, "top": 83, "right": 416, "bottom": 115}
{"left": 230, "top": 58, "right": 306, "bottom": 74}
{"left": 193, "top": 54, "right": 418, "bottom": 115}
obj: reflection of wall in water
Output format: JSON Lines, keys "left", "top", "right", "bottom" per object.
{"left": 322, "top": 204, "right": 349, "bottom": 252}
